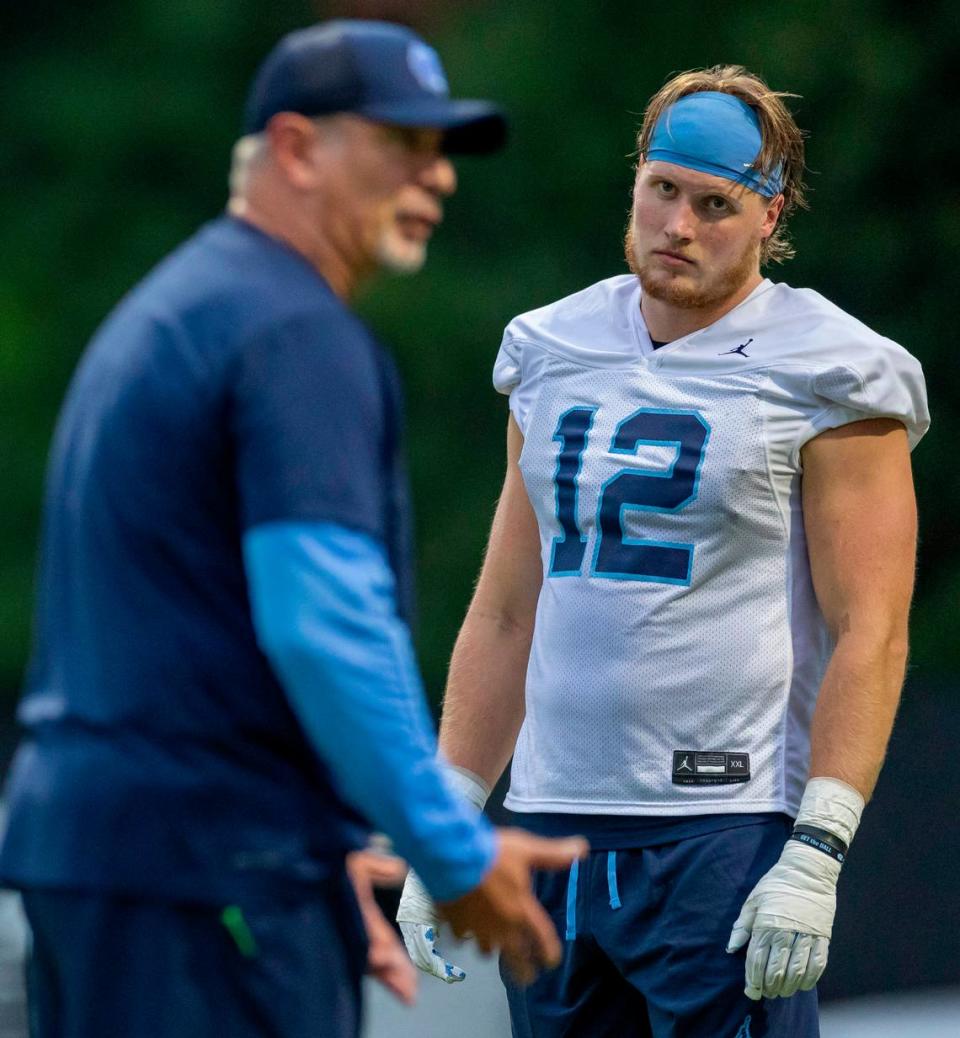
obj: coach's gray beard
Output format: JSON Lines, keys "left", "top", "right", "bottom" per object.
{"left": 376, "top": 230, "right": 427, "bottom": 276}
{"left": 624, "top": 223, "right": 759, "bottom": 312}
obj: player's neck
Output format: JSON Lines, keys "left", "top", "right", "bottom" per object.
{"left": 641, "top": 271, "right": 764, "bottom": 344}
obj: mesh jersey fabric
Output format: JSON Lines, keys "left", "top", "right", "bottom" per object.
{"left": 493, "top": 275, "right": 928, "bottom": 817}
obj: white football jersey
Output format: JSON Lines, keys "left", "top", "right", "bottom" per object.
{"left": 494, "top": 275, "right": 928, "bottom": 817}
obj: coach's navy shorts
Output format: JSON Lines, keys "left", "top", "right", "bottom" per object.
{"left": 502, "top": 816, "right": 819, "bottom": 1037}
{"left": 21, "top": 871, "right": 367, "bottom": 1038}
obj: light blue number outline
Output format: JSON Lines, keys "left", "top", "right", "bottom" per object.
{"left": 589, "top": 407, "right": 711, "bottom": 585}
{"left": 548, "top": 406, "right": 597, "bottom": 577}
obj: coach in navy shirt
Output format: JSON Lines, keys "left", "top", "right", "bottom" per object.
{"left": 0, "top": 21, "right": 584, "bottom": 1038}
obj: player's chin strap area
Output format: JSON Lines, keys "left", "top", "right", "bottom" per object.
{"left": 726, "top": 776, "right": 865, "bottom": 1001}
{"left": 397, "top": 765, "right": 490, "bottom": 984}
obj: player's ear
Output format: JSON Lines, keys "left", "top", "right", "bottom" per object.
{"left": 265, "top": 112, "right": 327, "bottom": 190}
{"left": 760, "top": 193, "right": 785, "bottom": 240}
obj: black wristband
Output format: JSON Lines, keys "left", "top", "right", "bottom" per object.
{"left": 790, "top": 825, "right": 848, "bottom": 864}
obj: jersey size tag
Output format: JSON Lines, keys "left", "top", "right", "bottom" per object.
{"left": 672, "top": 751, "right": 750, "bottom": 785}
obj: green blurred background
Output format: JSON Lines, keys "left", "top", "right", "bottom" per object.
{"left": 2, "top": 0, "right": 958, "bottom": 707}
{"left": 3, "top": 0, "right": 960, "bottom": 1001}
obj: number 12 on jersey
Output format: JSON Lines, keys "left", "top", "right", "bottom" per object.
{"left": 549, "top": 407, "right": 710, "bottom": 585}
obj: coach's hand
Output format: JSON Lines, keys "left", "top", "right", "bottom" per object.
{"left": 440, "top": 829, "right": 587, "bottom": 987}
{"left": 347, "top": 847, "right": 418, "bottom": 1005}
{"left": 726, "top": 776, "right": 864, "bottom": 1000}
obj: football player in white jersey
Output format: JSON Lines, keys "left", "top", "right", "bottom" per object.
{"left": 398, "top": 65, "right": 928, "bottom": 1036}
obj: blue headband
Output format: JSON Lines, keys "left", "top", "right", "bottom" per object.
{"left": 647, "top": 91, "right": 783, "bottom": 197}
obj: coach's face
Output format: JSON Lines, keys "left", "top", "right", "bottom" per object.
{"left": 317, "top": 116, "right": 457, "bottom": 276}
{"left": 626, "top": 160, "right": 783, "bottom": 311}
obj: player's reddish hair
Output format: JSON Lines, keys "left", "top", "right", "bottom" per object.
{"left": 637, "top": 66, "right": 808, "bottom": 265}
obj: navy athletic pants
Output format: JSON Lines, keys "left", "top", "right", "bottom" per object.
{"left": 21, "top": 873, "right": 367, "bottom": 1038}
{"left": 502, "top": 816, "right": 819, "bottom": 1037}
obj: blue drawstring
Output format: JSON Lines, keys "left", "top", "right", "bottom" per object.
{"left": 565, "top": 859, "right": 580, "bottom": 940}
{"left": 565, "top": 853, "right": 621, "bottom": 940}
{"left": 607, "top": 851, "right": 622, "bottom": 910}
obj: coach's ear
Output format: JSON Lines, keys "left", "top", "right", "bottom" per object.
{"left": 265, "top": 112, "right": 328, "bottom": 191}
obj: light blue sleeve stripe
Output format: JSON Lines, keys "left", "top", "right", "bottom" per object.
{"left": 242, "top": 519, "right": 495, "bottom": 902}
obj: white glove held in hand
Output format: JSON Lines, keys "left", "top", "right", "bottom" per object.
{"left": 396, "top": 766, "right": 490, "bottom": 984}
{"left": 726, "top": 777, "right": 864, "bottom": 1001}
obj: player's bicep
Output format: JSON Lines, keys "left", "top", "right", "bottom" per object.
{"left": 468, "top": 415, "right": 542, "bottom": 631}
{"left": 800, "top": 418, "right": 917, "bottom": 641}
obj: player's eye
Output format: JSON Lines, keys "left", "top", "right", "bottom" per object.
{"left": 703, "top": 196, "right": 732, "bottom": 214}
{"left": 655, "top": 181, "right": 676, "bottom": 197}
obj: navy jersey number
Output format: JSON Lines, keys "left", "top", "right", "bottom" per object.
{"left": 548, "top": 408, "right": 710, "bottom": 585}
{"left": 549, "top": 407, "right": 597, "bottom": 575}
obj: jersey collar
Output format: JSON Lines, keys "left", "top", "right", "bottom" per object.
{"left": 630, "top": 278, "right": 775, "bottom": 360}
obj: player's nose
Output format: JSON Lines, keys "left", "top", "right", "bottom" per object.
{"left": 664, "top": 199, "right": 696, "bottom": 241}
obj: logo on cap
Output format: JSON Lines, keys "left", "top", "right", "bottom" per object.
{"left": 407, "top": 42, "right": 448, "bottom": 95}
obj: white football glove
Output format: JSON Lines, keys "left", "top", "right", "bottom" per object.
{"left": 396, "top": 765, "right": 490, "bottom": 984}
{"left": 726, "top": 777, "right": 864, "bottom": 1000}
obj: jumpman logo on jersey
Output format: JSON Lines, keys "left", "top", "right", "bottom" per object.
{"left": 720, "top": 338, "right": 753, "bottom": 357}
{"left": 677, "top": 755, "right": 693, "bottom": 772}
{"left": 734, "top": 1015, "right": 752, "bottom": 1038}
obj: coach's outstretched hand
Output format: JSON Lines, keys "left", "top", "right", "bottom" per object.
{"left": 400, "top": 829, "right": 586, "bottom": 986}
{"left": 347, "top": 847, "right": 418, "bottom": 1005}
{"left": 440, "top": 829, "right": 587, "bottom": 986}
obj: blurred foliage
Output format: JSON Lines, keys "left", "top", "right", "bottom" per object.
{"left": 2, "top": 0, "right": 958, "bottom": 704}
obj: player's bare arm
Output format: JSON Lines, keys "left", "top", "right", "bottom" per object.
{"left": 802, "top": 417, "right": 917, "bottom": 797}
{"left": 438, "top": 413, "right": 542, "bottom": 787}
{"left": 728, "top": 416, "right": 918, "bottom": 1001}
{"left": 397, "top": 413, "right": 555, "bottom": 983}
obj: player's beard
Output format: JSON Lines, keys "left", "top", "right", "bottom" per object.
{"left": 624, "top": 222, "right": 760, "bottom": 312}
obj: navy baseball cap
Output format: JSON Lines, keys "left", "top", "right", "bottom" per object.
{"left": 243, "top": 20, "right": 507, "bottom": 154}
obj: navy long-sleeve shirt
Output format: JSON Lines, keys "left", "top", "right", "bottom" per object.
{"left": 0, "top": 216, "right": 493, "bottom": 903}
